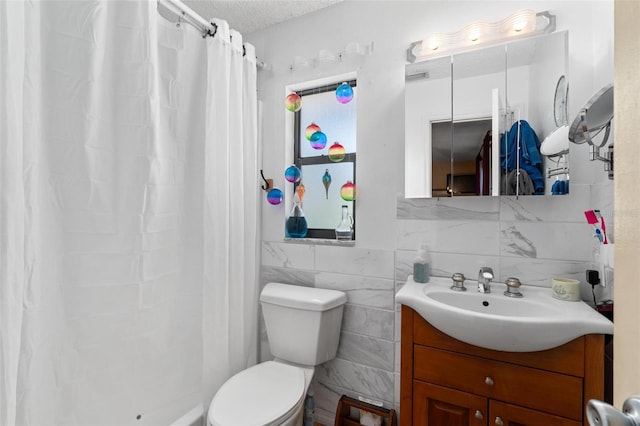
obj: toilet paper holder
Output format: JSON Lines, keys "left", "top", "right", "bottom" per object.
{"left": 587, "top": 396, "right": 640, "bottom": 425}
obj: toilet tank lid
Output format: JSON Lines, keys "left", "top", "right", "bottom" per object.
{"left": 261, "top": 283, "right": 347, "bottom": 311}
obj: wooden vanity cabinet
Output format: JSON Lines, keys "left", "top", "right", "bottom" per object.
{"left": 401, "top": 306, "right": 605, "bottom": 426}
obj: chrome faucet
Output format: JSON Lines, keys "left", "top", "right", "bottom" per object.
{"left": 477, "top": 267, "right": 494, "bottom": 293}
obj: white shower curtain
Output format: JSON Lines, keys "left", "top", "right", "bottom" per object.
{"left": 203, "top": 19, "right": 260, "bottom": 403}
{"left": 0, "top": 1, "right": 259, "bottom": 424}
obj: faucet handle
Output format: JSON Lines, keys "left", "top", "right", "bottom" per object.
{"left": 504, "top": 277, "right": 523, "bottom": 298}
{"left": 450, "top": 273, "right": 467, "bottom": 292}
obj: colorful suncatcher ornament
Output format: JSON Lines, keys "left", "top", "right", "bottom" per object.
{"left": 322, "top": 169, "right": 332, "bottom": 200}
{"left": 328, "top": 142, "right": 346, "bottom": 162}
{"left": 305, "top": 123, "right": 321, "bottom": 141}
{"left": 266, "top": 188, "right": 283, "bottom": 205}
{"left": 284, "top": 165, "right": 302, "bottom": 183}
{"left": 335, "top": 82, "right": 354, "bottom": 104}
{"left": 309, "top": 131, "right": 327, "bottom": 150}
{"left": 340, "top": 181, "right": 357, "bottom": 201}
{"left": 285, "top": 93, "right": 302, "bottom": 112}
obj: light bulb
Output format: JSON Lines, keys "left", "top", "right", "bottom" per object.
{"left": 466, "top": 23, "right": 484, "bottom": 42}
{"left": 513, "top": 18, "right": 528, "bottom": 32}
{"left": 427, "top": 36, "right": 440, "bottom": 51}
{"left": 506, "top": 9, "right": 535, "bottom": 34}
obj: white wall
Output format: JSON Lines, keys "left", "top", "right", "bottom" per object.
{"left": 249, "top": 0, "right": 613, "bottom": 249}
{"left": 247, "top": 1, "right": 614, "bottom": 423}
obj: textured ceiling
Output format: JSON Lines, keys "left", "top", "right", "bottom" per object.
{"left": 183, "top": 0, "right": 342, "bottom": 34}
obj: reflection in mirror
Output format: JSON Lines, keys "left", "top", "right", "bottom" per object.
{"left": 431, "top": 119, "right": 492, "bottom": 197}
{"left": 405, "top": 31, "right": 569, "bottom": 198}
{"left": 452, "top": 44, "right": 505, "bottom": 196}
{"left": 405, "top": 56, "right": 451, "bottom": 197}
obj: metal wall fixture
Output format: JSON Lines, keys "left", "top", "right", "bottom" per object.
{"left": 568, "top": 84, "right": 614, "bottom": 179}
{"left": 407, "top": 10, "right": 556, "bottom": 63}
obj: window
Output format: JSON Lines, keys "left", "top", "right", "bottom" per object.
{"left": 293, "top": 80, "right": 356, "bottom": 239}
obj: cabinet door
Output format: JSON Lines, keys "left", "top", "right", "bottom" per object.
{"left": 414, "top": 345, "right": 584, "bottom": 420}
{"left": 414, "top": 381, "right": 487, "bottom": 426}
{"left": 489, "top": 400, "right": 582, "bottom": 426}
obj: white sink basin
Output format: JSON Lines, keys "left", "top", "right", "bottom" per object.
{"left": 396, "top": 276, "right": 613, "bottom": 352}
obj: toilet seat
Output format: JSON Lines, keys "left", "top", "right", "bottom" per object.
{"left": 208, "top": 361, "right": 306, "bottom": 426}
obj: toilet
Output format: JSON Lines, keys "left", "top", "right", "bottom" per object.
{"left": 207, "top": 282, "right": 347, "bottom": 426}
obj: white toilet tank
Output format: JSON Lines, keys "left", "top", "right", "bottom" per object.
{"left": 260, "top": 283, "right": 347, "bottom": 366}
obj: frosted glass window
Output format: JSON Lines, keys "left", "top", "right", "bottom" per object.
{"left": 293, "top": 80, "right": 356, "bottom": 240}
{"left": 299, "top": 163, "right": 354, "bottom": 229}
{"left": 299, "top": 87, "right": 357, "bottom": 158}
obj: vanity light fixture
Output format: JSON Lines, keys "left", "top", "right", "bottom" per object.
{"left": 407, "top": 10, "right": 556, "bottom": 63}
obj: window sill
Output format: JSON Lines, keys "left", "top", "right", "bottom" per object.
{"left": 283, "top": 238, "right": 355, "bottom": 247}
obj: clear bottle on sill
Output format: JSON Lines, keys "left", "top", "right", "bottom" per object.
{"left": 335, "top": 205, "right": 353, "bottom": 240}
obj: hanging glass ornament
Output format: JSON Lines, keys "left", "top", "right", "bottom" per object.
{"left": 284, "top": 164, "right": 302, "bottom": 183}
{"left": 305, "top": 123, "right": 321, "bottom": 141}
{"left": 340, "top": 180, "right": 357, "bottom": 201}
{"left": 322, "top": 169, "right": 332, "bottom": 200}
{"left": 266, "top": 188, "right": 283, "bottom": 205}
{"left": 335, "top": 82, "right": 354, "bottom": 104}
{"left": 296, "top": 182, "right": 306, "bottom": 204}
{"left": 285, "top": 93, "right": 302, "bottom": 112}
{"left": 328, "top": 142, "right": 346, "bottom": 162}
{"left": 310, "top": 131, "right": 327, "bottom": 150}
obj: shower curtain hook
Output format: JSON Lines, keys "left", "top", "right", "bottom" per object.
{"left": 204, "top": 21, "right": 218, "bottom": 39}
{"left": 176, "top": 11, "right": 184, "bottom": 28}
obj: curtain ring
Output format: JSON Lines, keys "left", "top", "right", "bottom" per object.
{"left": 204, "top": 21, "right": 218, "bottom": 39}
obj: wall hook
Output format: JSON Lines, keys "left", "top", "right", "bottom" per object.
{"left": 260, "top": 169, "right": 273, "bottom": 191}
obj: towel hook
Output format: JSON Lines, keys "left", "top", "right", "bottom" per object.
{"left": 260, "top": 170, "right": 273, "bottom": 191}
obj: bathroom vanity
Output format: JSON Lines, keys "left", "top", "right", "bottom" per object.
{"left": 400, "top": 305, "right": 606, "bottom": 426}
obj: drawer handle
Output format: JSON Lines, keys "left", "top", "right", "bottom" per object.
{"left": 495, "top": 417, "right": 504, "bottom": 425}
{"left": 485, "top": 376, "right": 494, "bottom": 386}
{"left": 475, "top": 410, "right": 484, "bottom": 420}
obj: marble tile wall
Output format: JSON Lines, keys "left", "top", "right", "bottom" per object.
{"left": 260, "top": 243, "right": 396, "bottom": 425}
{"left": 259, "top": 182, "right": 613, "bottom": 424}
{"left": 395, "top": 188, "right": 604, "bottom": 287}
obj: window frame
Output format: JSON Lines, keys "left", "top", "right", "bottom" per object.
{"left": 293, "top": 79, "right": 357, "bottom": 240}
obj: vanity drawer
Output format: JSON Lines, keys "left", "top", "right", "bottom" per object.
{"left": 414, "top": 345, "right": 584, "bottom": 421}
{"left": 412, "top": 312, "right": 585, "bottom": 376}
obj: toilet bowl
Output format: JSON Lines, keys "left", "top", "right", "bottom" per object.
{"left": 207, "top": 283, "right": 347, "bottom": 426}
{"left": 207, "top": 361, "right": 314, "bottom": 426}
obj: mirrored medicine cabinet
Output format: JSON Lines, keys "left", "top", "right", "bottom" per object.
{"left": 405, "top": 30, "right": 568, "bottom": 198}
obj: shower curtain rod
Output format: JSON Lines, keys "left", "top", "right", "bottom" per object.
{"left": 157, "top": 0, "right": 268, "bottom": 70}
{"left": 158, "top": 0, "right": 216, "bottom": 37}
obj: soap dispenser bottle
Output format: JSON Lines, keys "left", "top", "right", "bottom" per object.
{"left": 413, "top": 244, "right": 430, "bottom": 283}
